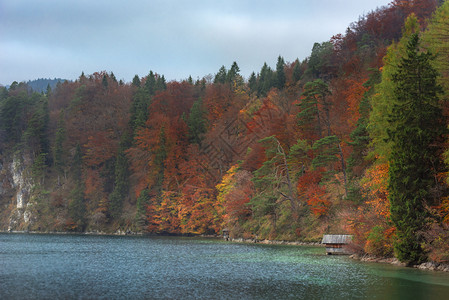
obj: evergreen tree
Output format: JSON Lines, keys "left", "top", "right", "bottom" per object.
{"left": 387, "top": 33, "right": 445, "bottom": 264}
{"left": 46, "top": 84, "right": 52, "bottom": 96}
{"left": 423, "top": 1, "right": 449, "bottom": 98}
{"left": 214, "top": 66, "right": 227, "bottom": 84}
{"left": 276, "top": 56, "right": 286, "bottom": 89}
{"left": 0, "top": 90, "right": 27, "bottom": 143}
{"left": 248, "top": 72, "right": 257, "bottom": 94}
{"left": 155, "top": 75, "right": 167, "bottom": 91}
{"left": 152, "top": 126, "right": 168, "bottom": 200}
{"left": 226, "top": 62, "right": 240, "bottom": 83}
{"left": 110, "top": 72, "right": 117, "bottom": 83}
{"left": 297, "top": 79, "right": 331, "bottom": 138}
{"left": 347, "top": 69, "right": 380, "bottom": 174}
{"left": 53, "top": 111, "right": 66, "bottom": 183}
{"left": 136, "top": 189, "right": 151, "bottom": 229}
{"left": 187, "top": 98, "right": 207, "bottom": 145}
{"left": 69, "top": 144, "right": 86, "bottom": 230}
{"left": 369, "top": 16, "right": 420, "bottom": 161}
{"left": 250, "top": 136, "right": 297, "bottom": 234}
{"left": 102, "top": 74, "right": 108, "bottom": 89}
{"left": 132, "top": 75, "right": 141, "bottom": 87}
{"left": 257, "top": 63, "right": 275, "bottom": 97}
{"left": 312, "top": 135, "right": 340, "bottom": 170}
{"left": 22, "top": 93, "right": 51, "bottom": 164}
{"left": 292, "top": 59, "right": 302, "bottom": 83}
{"left": 109, "top": 148, "right": 129, "bottom": 220}
{"left": 32, "top": 152, "right": 47, "bottom": 185}
{"left": 305, "top": 41, "right": 334, "bottom": 79}
{"left": 145, "top": 71, "right": 156, "bottom": 95}
{"left": 129, "top": 88, "right": 151, "bottom": 133}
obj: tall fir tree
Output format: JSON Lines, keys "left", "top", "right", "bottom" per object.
{"left": 187, "top": 98, "right": 207, "bottom": 145}
{"left": 214, "top": 66, "right": 227, "bottom": 84}
{"left": 248, "top": 72, "right": 257, "bottom": 94}
{"left": 257, "top": 63, "right": 275, "bottom": 97}
{"left": 53, "top": 111, "right": 66, "bottom": 184}
{"left": 226, "top": 61, "right": 240, "bottom": 84}
{"left": 132, "top": 75, "right": 141, "bottom": 87}
{"left": 387, "top": 33, "right": 445, "bottom": 264}
{"left": 69, "top": 144, "right": 86, "bottom": 231}
{"left": 292, "top": 59, "right": 302, "bottom": 83}
{"left": 276, "top": 56, "right": 286, "bottom": 89}
{"left": 369, "top": 15, "right": 420, "bottom": 162}
{"left": 109, "top": 148, "right": 129, "bottom": 220}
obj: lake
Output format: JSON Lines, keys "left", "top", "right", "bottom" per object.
{"left": 1, "top": 233, "right": 448, "bottom": 299}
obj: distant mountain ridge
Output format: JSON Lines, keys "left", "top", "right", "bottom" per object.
{"left": 1, "top": 78, "right": 69, "bottom": 92}
{"left": 26, "top": 78, "right": 69, "bottom": 93}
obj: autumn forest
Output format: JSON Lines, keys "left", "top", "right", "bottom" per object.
{"left": 1, "top": 0, "right": 449, "bottom": 265}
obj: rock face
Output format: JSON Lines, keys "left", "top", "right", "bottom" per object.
{"left": 10, "top": 154, "right": 32, "bottom": 209}
{"left": 0, "top": 152, "right": 35, "bottom": 231}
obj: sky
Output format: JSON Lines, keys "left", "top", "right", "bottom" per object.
{"left": 0, "top": 0, "right": 393, "bottom": 85}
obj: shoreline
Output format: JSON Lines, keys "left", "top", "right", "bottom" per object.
{"left": 350, "top": 253, "right": 449, "bottom": 272}
{"left": 1, "top": 230, "right": 322, "bottom": 245}
{"left": 226, "top": 237, "right": 323, "bottom": 247}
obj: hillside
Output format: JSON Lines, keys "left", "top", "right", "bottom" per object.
{"left": 1, "top": 0, "right": 448, "bottom": 265}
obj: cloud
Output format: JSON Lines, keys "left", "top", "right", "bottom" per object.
{"left": 0, "top": 0, "right": 392, "bottom": 84}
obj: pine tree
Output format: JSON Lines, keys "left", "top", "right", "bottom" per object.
{"left": 69, "top": 144, "right": 86, "bottom": 231}
{"left": 102, "top": 74, "right": 108, "bottom": 89}
{"left": 155, "top": 75, "right": 166, "bottom": 91}
{"left": 53, "top": 111, "right": 66, "bottom": 184}
{"left": 297, "top": 79, "right": 331, "bottom": 138}
{"left": 214, "top": 66, "right": 227, "bottom": 84}
{"left": 276, "top": 56, "right": 286, "bottom": 89}
{"left": 109, "top": 148, "right": 129, "bottom": 220}
{"left": 132, "top": 75, "right": 141, "bottom": 87}
{"left": 369, "top": 15, "right": 420, "bottom": 161}
{"left": 136, "top": 189, "right": 151, "bottom": 229}
{"left": 257, "top": 63, "right": 275, "bottom": 97}
{"left": 292, "top": 59, "right": 302, "bottom": 83}
{"left": 226, "top": 61, "right": 240, "bottom": 84}
{"left": 129, "top": 88, "right": 151, "bottom": 133}
{"left": 248, "top": 72, "right": 257, "bottom": 94}
{"left": 387, "top": 33, "right": 445, "bottom": 264}
{"left": 187, "top": 98, "right": 207, "bottom": 145}
{"left": 347, "top": 69, "right": 380, "bottom": 174}
{"left": 145, "top": 71, "right": 156, "bottom": 95}
{"left": 110, "top": 72, "right": 117, "bottom": 83}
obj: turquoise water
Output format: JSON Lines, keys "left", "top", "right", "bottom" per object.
{"left": 1, "top": 234, "right": 448, "bottom": 299}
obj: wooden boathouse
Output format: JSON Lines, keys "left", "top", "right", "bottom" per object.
{"left": 321, "top": 235, "right": 352, "bottom": 255}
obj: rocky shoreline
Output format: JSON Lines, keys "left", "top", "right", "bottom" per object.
{"left": 349, "top": 253, "right": 449, "bottom": 272}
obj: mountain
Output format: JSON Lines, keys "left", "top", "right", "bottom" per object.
{"left": 26, "top": 78, "right": 69, "bottom": 93}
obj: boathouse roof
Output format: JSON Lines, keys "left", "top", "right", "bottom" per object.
{"left": 321, "top": 234, "right": 352, "bottom": 244}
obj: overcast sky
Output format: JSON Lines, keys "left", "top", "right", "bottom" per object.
{"left": 0, "top": 0, "right": 393, "bottom": 85}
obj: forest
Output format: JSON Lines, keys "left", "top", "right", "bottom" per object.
{"left": 1, "top": 0, "right": 449, "bottom": 265}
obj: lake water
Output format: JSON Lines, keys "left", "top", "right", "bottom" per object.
{"left": 1, "top": 234, "right": 449, "bottom": 299}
